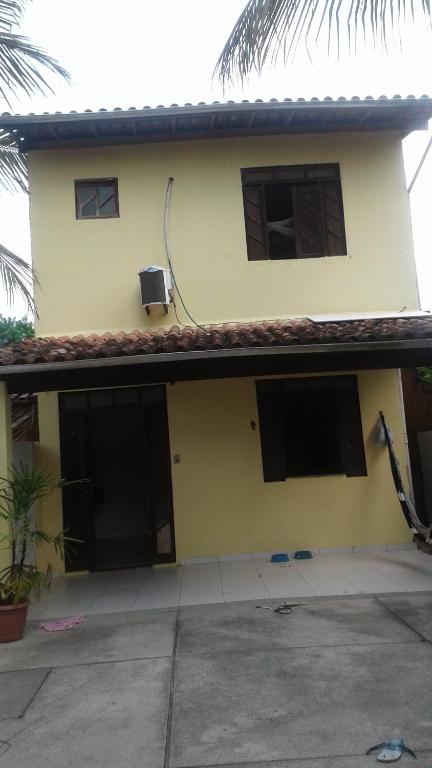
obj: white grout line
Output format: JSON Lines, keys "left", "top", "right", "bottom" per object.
{"left": 251, "top": 557, "right": 271, "bottom": 598}
{"left": 177, "top": 565, "right": 185, "bottom": 607}
{"left": 217, "top": 559, "right": 226, "bottom": 603}
{"left": 290, "top": 559, "right": 318, "bottom": 593}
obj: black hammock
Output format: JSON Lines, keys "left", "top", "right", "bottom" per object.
{"left": 379, "top": 411, "right": 432, "bottom": 552}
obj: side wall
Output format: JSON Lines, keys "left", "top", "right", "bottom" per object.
{"left": 36, "top": 369, "right": 411, "bottom": 572}
{"left": 34, "top": 393, "right": 64, "bottom": 573}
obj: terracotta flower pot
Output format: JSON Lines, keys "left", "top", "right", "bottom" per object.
{"left": 0, "top": 602, "right": 29, "bottom": 643}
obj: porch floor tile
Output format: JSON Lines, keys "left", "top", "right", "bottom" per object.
{"left": 26, "top": 549, "right": 432, "bottom": 618}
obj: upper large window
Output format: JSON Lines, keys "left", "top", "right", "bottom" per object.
{"left": 75, "top": 178, "right": 119, "bottom": 219}
{"left": 241, "top": 164, "right": 347, "bottom": 261}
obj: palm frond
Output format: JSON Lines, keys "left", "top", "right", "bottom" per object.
{"left": 0, "top": 1, "right": 27, "bottom": 32}
{"left": 216, "top": 0, "right": 432, "bottom": 84}
{"left": 0, "top": 242, "right": 37, "bottom": 315}
{"left": 0, "top": 31, "right": 69, "bottom": 106}
{"left": 0, "top": 129, "right": 26, "bottom": 192}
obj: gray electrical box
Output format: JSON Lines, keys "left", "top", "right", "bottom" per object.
{"left": 138, "top": 266, "right": 172, "bottom": 314}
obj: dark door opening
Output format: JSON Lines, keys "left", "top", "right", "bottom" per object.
{"left": 59, "top": 386, "right": 175, "bottom": 571}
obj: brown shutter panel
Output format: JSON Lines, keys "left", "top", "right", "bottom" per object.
{"left": 256, "top": 384, "right": 287, "bottom": 482}
{"left": 292, "top": 185, "right": 324, "bottom": 258}
{"left": 321, "top": 180, "right": 347, "bottom": 256}
{"left": 242, "top": 184, "right": 267, "bottom": 261}
{"left": 338, "top": 388, "right": 367, "bottom": 477}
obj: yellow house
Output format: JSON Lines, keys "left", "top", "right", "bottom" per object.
{"left": 1, "top": 96, "right": 432, "bottom": 574}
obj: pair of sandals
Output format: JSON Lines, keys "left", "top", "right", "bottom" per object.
{"left": 366, "top": 740, "right": 416, "bottom": 762}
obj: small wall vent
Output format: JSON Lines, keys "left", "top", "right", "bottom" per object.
{"left": 138, "top": 266, "right": 172, "bottom": 315}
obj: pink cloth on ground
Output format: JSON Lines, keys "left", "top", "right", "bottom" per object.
{"left": 38, "top": 615, "right": 85, "bottom": 632}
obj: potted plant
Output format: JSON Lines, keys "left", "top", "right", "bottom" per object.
{"left": 0, "top": 465, "right": 77, "bottom": 642}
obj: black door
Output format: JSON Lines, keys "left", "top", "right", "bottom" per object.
{"left": 59, "top": 386, "right": 175, "bottom": 571}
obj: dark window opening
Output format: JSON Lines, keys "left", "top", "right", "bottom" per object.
{"left": 256, "top": 375, "right": 367, "bottom": 482}
{"left": 283, "top": 390, "right": 343, "bottom": 476}
{"left": 265, "top": 182, "right": 297, "bottom": 260}
{"left": 75, "top": 178, "right": 119, "bottom": 219}
{"left": 242, "top": 164, "right": 347, "bottom": 261}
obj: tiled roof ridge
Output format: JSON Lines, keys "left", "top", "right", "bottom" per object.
{"left": 1, "top": 94, "right": 430, "bottom": 118}
{"left": 1, "top": 316, "right": 432, "bottom": 367}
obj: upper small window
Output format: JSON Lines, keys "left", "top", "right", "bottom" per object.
{"left": 75, "top": 178, "right": 119, "bottom": 219}
{"left": 241, "top": 164, "right": 346, "bottom": 261}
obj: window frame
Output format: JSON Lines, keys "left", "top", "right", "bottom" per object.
{"left": 75, "top": 177, "right": 120, "bottom": 220}
{"left": 241, "top": 163, "right": 347, "bottom": 261}
{"left": 255, "top": 375, "right": 367, "bottom": 482}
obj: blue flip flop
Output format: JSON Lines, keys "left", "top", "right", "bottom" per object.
{"left": 366, "top": 740, "right": 416, "bottom": 762}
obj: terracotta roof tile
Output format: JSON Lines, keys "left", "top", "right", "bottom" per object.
{"left": 0, "top": 316, "right": 432, "bottom": 366}
{"left": 1, "top": 316, "right": 432, "bottom": 368}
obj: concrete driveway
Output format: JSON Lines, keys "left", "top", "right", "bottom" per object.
{"left": 1, "top": 593, "right": 432, "bottom": 768}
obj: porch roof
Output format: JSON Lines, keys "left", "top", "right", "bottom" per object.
{"left": 1, "top": 316, "right": 432, "bottom": 394}
{"left": 1, "top": 96, "right": 431, "bottom": 151}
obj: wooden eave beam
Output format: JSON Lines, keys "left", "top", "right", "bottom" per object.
{"left": 2, "top": 338, "right": 432, "bottom": 394}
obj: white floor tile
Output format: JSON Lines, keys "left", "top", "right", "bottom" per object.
{"left": 309, "top": 583, "right": 360, "bottom": 596}
{"left": 134, "top": 594, "right": 179, "bottom": 609}
{"left": 251, "top": 552, "right": 276, "bottom": 560}
{"left": 88, "top": 589, "right": 140, "bottom": 614}
{"left": 38, "top": 601, "right": 93, "bottom": 620}
{"left": 180, "top": 594, "right": 224, "bottom": 606}
{"left": 180, "top": 586, "right": 223, "bottom": 600}
{"left": 319, "top": 547, "right": 354, "bottom": 555}
{"left": 353, "top": 544, "right": 389, "bottom": 553}
{"left": 27, "top": 551, "right": 432, "bottom": 615}
{"left": 266, "top": 584, "right": 315, "bottom": 598}
{"left": 389, "top": 573, "right": 432, "bottom": 590}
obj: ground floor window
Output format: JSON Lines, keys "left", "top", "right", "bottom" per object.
{"left": 256, "top": 375, "right": 367, "bottom": 482}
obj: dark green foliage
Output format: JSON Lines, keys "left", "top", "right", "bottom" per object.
{"left": 0, "top": 464, "right": 81, "bottom": 605}
{"left": 418, "top": 367, "right": 432, "bottom": 386}
{"left": 0, "top": 314, "right": 33, "bottom": 346}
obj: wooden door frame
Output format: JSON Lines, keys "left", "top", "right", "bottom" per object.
{"left": 58, "top": 384, "right": 176, "bottom": 570}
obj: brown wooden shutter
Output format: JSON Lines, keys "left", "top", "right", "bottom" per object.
{"left": 292, "top": 185, "right": 324, "bottom": 258}
{"left": 321, "top": 180, "right": 347, "bottom": 256}
{"left": 338, "top": 388, "right": 367, "bottom": 477}
{"left": 256, "top": 384, "right": 287, "bottom": 482}
{"left": 242, "top": 184, "right": 268, "bottom": 261}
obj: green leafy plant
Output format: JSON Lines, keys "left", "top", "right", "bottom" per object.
{"left": 0, "top": 464, "right": 79, "bottom": 605}
{"left": 418, "top": 367, "right": 432, "bottom": 386}
{"left": 0, "top": 314, "right": 33, "bottom": 347}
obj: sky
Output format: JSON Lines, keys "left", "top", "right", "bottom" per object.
{"left": 1, "top": 0, "right": 432, "bottom": 319}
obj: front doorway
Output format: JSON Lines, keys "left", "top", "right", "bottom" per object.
{"left": 59, "top": 386, "right": 175, "bottom": 571}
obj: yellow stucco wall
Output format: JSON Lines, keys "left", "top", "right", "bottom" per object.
{"left": 168, "top": 369, "right": 411, "bottom": 560}
{"left": 26, "top": 129, "right": 416, "bottom": 569}
{"left": 34, "top": 392, "right": 65, "bottom": 573}
{"left": 29, "top": 131, "right": 419, "bottom": 337}
{"left": 35, "top": 369, "right": 411, "bottom": 572}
